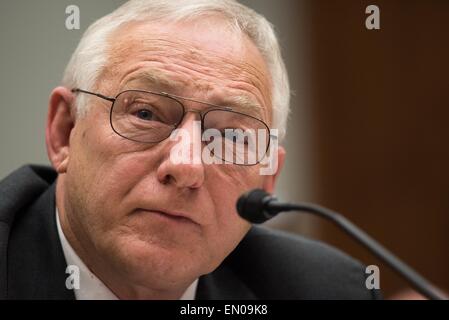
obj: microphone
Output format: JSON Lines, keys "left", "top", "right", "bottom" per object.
{"left": 237, "top": 189, "right": 447, "bottom": 300}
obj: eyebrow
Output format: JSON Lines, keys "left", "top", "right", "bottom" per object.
{"left": 220, "top": 95, "right": 264, "bottom": 119}
{"left": 122, "top": 70, "right": 184, "bottom": 90}
{"left": 122, "top": 70, "right": 265, "bottom": 119}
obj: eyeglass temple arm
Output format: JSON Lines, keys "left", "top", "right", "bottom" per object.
{"left": 71, "top": 88, "right": 115, "bottom": 102}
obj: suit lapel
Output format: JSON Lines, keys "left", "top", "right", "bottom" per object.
{"left": 7, "top": 182, "right": 75, "bottom": 299}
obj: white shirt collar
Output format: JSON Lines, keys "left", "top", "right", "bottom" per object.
{"left": 56, "top": 208, "right": 198, "bottom": 300}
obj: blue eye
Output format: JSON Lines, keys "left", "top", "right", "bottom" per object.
{"left": 136, "top": 109, "right": 153, "bottom": 121}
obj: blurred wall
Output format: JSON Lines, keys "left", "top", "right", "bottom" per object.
{"left": 302, "top": 0, "right": 449, "bottom": 297}
{"left": 0, "top": 0, "right": 126, "bottom": 178}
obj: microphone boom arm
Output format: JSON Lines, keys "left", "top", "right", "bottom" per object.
{"left": 268, "top": 200, "right": 447, "bottom": 300}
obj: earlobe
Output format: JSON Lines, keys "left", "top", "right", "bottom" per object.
{"left": 262, "top": 146, "right": 286, "bottom": 193}
{"left": 56, "top": 147, "right": 70, "bottom": 174}
{"left": 45, "top": 87, "right": 75, "bottom": 174}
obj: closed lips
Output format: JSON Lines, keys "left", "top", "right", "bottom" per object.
{"left": 137, "top": 208, "right": 198, "bottom": 225}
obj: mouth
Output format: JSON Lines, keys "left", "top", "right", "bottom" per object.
{"left": 135, "top": 208, "right": 199, "bottom": 226}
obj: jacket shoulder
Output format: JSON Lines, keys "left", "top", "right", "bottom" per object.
{"left": 226, "top": 226, "right": 380, "bottom": 299}
{"left": 0, "top": 165, "right": 58, "bottom": 299}
{"left": 0, "top": 164, "right": 56, "bottom": 226}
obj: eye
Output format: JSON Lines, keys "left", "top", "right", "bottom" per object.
{"left": 135, "top": 109, "right": 154, "bottom": 121}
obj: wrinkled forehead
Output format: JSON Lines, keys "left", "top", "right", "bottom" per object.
{"left": 98, "top": 18, "right": 273, "bottom": 124}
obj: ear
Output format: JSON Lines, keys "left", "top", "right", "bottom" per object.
{"left": 45, "top": 87, "right": 75, "bottom": 174}
{"left": 262, "top": 145, "right": 286, "bottom": 193}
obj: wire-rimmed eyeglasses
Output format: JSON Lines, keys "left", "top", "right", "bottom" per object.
{"left": 71, "top": 88, "right": 273, "bottom": 166}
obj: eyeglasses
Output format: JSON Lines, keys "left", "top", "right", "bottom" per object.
{"left": 71, "top": 88, "right": 273, "bottom": 166}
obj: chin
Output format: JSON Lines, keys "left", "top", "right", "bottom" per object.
{"left": 111, "top": 232, "right": 209, "bottom": 287}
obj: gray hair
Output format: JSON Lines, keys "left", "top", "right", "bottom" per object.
{"left": 62, "top": 0, "right": 290, "bottom": 140}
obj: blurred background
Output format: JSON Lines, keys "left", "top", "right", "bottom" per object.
{"left": 0, "top": 0, "right": 448, "bottom": 298}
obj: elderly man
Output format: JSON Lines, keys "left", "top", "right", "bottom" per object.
{"left": 0, "top": 0, "right": 379, "bottom": 299}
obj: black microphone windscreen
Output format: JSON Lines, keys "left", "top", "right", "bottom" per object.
{"left": 236, "top": 189, "right": 272, "bottom": 224}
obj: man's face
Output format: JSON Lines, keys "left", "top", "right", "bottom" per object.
{"left": 60, "top": 18, "right": 280, "bottom": 292}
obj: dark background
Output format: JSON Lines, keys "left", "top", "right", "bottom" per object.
{"left": 283, "top": 0, "right": 449, "bottom": 298}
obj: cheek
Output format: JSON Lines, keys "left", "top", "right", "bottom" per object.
{"left": 209, "top": 164, "right": 265, "bottom": 193}
{"left": 202, "top": 166, "right": 259, "bottom": 255}
{"left": 207, "top": 165, "right": 265, "bottom": 222}
{"left": 67, "top": 121, "right": 148, "bottom": 213}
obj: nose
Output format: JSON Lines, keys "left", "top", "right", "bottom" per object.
{"left": 156, "top": 113, "right": 205, "bottom": 189}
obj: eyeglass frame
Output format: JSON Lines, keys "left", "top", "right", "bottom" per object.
{"left": 71, "top": 88, "right": 275, "bottom": 165}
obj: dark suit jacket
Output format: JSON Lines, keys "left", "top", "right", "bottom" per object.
{"left": 0, "top": 165, "right": 381, "bottom": 299}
